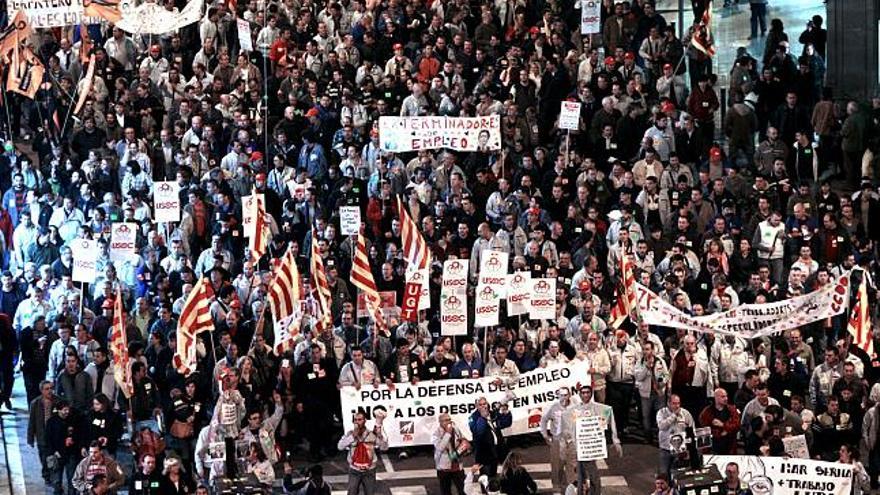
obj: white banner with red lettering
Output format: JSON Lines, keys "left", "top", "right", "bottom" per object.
{"left": 440, "top": 259, "right": 468, "bottom": 335}
{"left": 340, "top": 360, "right": 591, "bottom": 447}
{"left": 633, "top": 271, "right": 851, "bottom": 338}
{"left": 704, "top": 456, "right": 852, "bottom": 495}
{"left": 379, "top": 116, "right": 502, "bottom": 152}
{"left": 529, "top": 278, "right": 557, "bottom": 320}
{"left": 109, "top": 223, "right": 137, "bottom": 262}
{"left": 507, "top": 271, "right": 532, "bottom": 316}
{"left": 474, "top": 251, "right": 509, "bottom": 327}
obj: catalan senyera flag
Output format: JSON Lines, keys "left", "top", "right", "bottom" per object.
{"left": 108, "top": 287, "right": 132, "bottom": 397}
{"left": 351, "top": 226, "right": 387, "bottom": 334}
{"left": 269, "top": 247, "right": 302, "bottom": 355}
{"left": 173, "top": 277, "right": 215, "bottom": 375}
{"left": 83, "top": 0, "right": 124, "bottom": 23}
{"left": 247, "top": 193, "right": 270, "bottom": 262}
{"left": 848, "top": 272, "right": 874, "bottom": 357}
{"left": 310, "top": 230, "right": 333, "bottom": 333}
{"left": 690, "top": 1, "right": 716, "bottom": 57}
{"left": 396, "top": 195, "right": 431, "bottom": 272}
{"left": 7, "top": 43, "right": 44, "bottom": 100}
{"left": 609, "top": 247, "right": 638, "bottom": 328}
{"left": 0, "top": 11, "right": 32, "bottom": 60}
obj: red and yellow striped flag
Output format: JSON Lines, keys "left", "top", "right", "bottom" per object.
{"left": 108, "top": 286, "right": 131, "bottom": 397}
{"left": 848, "top": 273, "right": 874, "bottom": 357}
{"left": 351, "top": 226, "right": 387, "bottom": 334}
{"left": 173, "top": 277, "right": 215, "bottom": 375}
{"left": 310, "top": 231, "right": 333, "bottom": 333}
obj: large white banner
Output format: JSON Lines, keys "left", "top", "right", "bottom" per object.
{"left": 440, "top": 259, "right": 468, "bottom": 336}
{"left": 529, "top": 278, "right": 556, "bottom": 320}
{"left": 115, "top": 0, "right": 202, "bottom": 34}
{"left": 71, "top": 238, "right": 99, "bottom": 283}
{"left": 507, "top": 271, "right": 531, "bottom": 316}
{"left": 109, "top": 223, "right": 137, "bottom": 262}
{"left": 704, "top": 456, "right": 852, "bottom": 495}
{"left": 634, "top": 272, "right": 851, "bottom": 338}
{"left": 474, "top": 250, "right": 508, "bottom": 327}
{"left": 341, "top": 361, "right": 590, "bottom": 447}
{"left": 379, "top": 116, "right": 501, "bottom": 152}
{"left": 9, "top": 0, "right": 98, "bottom": 28}
{"left": 153, "top": 182, "right": 181, "bottom": 223}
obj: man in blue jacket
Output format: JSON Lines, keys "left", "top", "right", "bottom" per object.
{"left": 469, "top": 395, "right": 512, "bottom": 477}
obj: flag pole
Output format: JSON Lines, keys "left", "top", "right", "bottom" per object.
{"left": 0, "top": 82, "right": 14, "bottom": 141}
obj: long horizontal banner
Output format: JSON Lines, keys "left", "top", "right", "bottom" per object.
{"left": 634, "top": 271, "right": 851, "bottom": 338}
{"left": 379, "top": 116, "right": 501, "bottom": 152}
{"left": 8, "top": 0, "right": 100, "bottom": 28}
{"left": 704, "top": 455, "right": 852, "bottom": 495}
{"left": 340, "top": 360, "right": 590, "bottom": 447}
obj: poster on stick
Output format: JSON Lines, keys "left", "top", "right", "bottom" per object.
{"left": 110, "top": 223, "right": 137, "bottom": 262}
{"left": 153, "top": 181, "right": 181, "bottom": 223}
{"left": 71, "top": 238, "right": 99, "bottom": 283}
{"left": 575, "top": 415, "right": 608, "bottom": 461}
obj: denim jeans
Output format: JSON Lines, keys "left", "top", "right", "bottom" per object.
{"left": 641, "top": 394, "right": 665, "bottom": 438}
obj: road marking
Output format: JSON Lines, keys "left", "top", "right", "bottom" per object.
{"left": 381, "top": 453, "right": 395, "bottom": 473}
{"left": 2, "top": 395, "right": 27, "bottom": 494}
{"left": 390, "top": 486, "right": 427, "bottom": 495}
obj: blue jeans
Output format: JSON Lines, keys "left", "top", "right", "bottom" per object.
{"left": 750, "top": 3, "right": 767, "bottom": 37}
{"left": 641, "top": 394, "right": 665, "bottom": 438}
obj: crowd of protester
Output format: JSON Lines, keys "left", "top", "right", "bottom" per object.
{"left": 1, "top": 0, "right": 879, "bottom": 493}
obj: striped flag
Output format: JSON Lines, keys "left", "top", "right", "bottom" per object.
{"left": 310, "top": 231, "right": 333, "bottom": 333}
{"left": 247, "top": 193, "right": 270, "bottom": 262}
{"left": 351, "top": 227, "right": 388, "bottom": 334}
{"left": 690, "top": 1, "right": 716, "bottom": 57}
{"left": 73, "top": 54, "right": 96, "bottom": 114}
{"left": 609, "top": 247, "right": 638, "bottom": 328}
{"left": 848, "top": 272, "right": 874, "bottom": 357}
{"left": 268, "top": 247, "right": 302, "bottom": 355}
{"left": 396, "top": 195, "right": 431, "bottom": 271}
{"left": 396, "top": 195, "right": 431, "bottom": 310}
{"left": 173, "top": 277, "right": 215, "bottom": 375}
{"left": 108, "top": 287, "right": 132, "bottom": 397}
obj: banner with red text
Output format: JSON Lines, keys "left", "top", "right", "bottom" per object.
{"left": 474, "top": 251, "right": 508, "bottom": 327}
{"left": 529, "top": 278, "right": 557, "bottom": 320}
{"left": 507, "top": 271, "right": 532, "bottom": 316}
{"left": 110, "top": 223, "right": 137, "bottom": 262}
{"left": 440, "top": 259, "right": 468, "bottom": 335}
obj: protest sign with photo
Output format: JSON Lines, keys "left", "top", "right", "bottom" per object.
{"left": 705, "top": 455, "right": 852, "bottom": 495}
{"left": 379, "top": 116, "right": 501, "bottom": 152}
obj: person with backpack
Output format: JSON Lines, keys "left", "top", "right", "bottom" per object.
{"left": 337, "top": 410, "right": 388, "bottom": 495}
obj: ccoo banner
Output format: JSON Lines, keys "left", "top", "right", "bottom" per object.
{"left": 340, "top": 360, "right": 591, "bottom": 447}
{"left": 704, "top": 455, "right": 852, "bottom": 495}
{"left": 379, "top": 116, "right": 501, "bottom": 152}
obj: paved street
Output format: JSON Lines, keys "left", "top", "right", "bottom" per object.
{"left": 0, "top": 370, "right": 659, "bottom": 494}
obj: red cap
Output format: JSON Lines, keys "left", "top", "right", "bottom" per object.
{"left": 255, "top": 172, "right": 267, "bottom": 181}
{"left": 710, "top": 147, "right": 722, "bottom": 160}
{"left": 624, "top": 51, "right": 635, "bottom": 60}
{"left": 604, "top": 56, "right": 616, "bottom": 67}
{"left": 527, "top": 207, "right": 540, "bottom": 216}
{"left": 529, "top": 26, "right": 540, "bottom": 35}
{"left": 250, "top": 151, "right": 263, "bottom": 162}
{"left": 305, "top": 107, "right": 320, "bottom": 118}
{"left": 370, "top": 128, "right": 379, "bottom": 137}
{"left": 663, "top": 63, "right": 673, "bottom": 71}
{"left": 661, "top": 101, "right": 676, "bottom": 113}
{"left": 579, "top": 279, "right": 591, "bottom": 291}
{"left": 393, "top": 43, "right": 403, "bottom": 50}
{"left": 102, "top": 298, "right": 114, "bottom": 309}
